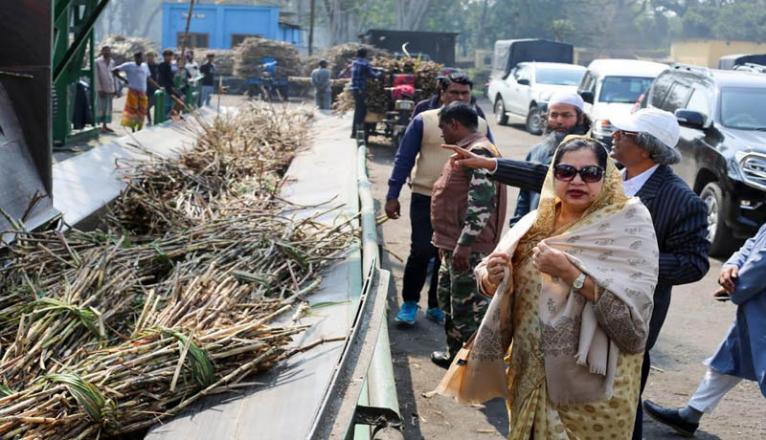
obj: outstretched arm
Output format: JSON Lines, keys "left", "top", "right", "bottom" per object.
{"left": 442, "top": 145, "right": 547, "bottom": 192}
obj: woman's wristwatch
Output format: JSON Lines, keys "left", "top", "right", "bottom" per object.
{"left": 572, "top": 272, "right": 586, "bottom": 291}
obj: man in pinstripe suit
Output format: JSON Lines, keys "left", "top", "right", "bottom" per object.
{"left": 446, "top": 108, "right": 710, "bottom": 439}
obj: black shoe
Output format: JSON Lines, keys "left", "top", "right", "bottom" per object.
{"left": 430, "top": 351, "right": 454, "bottom": 369}
{"left": 643, "top": 400, "right": 699, "bottom": 438}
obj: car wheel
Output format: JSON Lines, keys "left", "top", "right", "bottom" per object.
{"left": 525, "top": 104, "right": 544, "bottom": 135}
{"left": 494, "top": 98, "right": 508, "bottom": 126}
{"left": 700, "top": 182, "right": 736, "bottom": 257}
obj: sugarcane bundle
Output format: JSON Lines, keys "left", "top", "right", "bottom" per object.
{"left": 303, "top": 43, "right": 390, "bottom": 78}
{"left": 98, "top": 35, "right": 159, "bottom": 65}
{"left": 0, "top": 296, "right": 303, "bottom": 439}
{"left": 334, "top": 56, "right": 444, "bottom": 114}
{"left": 233, "top": 37, "right": 302, "bottom": 79}
{"left": 109, "top": 104, "right": 312, "bottom": 235}
{"left": 0, "top": 104, "right": 356, "bottom": 438}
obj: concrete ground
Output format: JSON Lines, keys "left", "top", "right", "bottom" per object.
{"left": 364, "top": 98, "right": 766, "bottom": 439}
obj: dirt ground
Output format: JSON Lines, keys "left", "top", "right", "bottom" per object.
{"left": 365, "top": 99, "right": 766, "bottom": 440}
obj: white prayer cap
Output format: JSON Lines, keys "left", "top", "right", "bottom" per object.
{"left": 548, "top": 91, "right": 585, "bottom": 111}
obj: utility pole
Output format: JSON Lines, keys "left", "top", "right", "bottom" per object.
{"left": 308, "top": 0, "right": 315, "bottom": 55}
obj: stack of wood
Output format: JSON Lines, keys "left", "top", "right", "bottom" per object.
{"left": 98, "top": 35, "right": 159, "bottom": 65}
{"left": 234, "top": 37, "right": 303, "bottom": 78}
{"left": 0, "top": 104, "right": 355, "bottom": 439}
{"left": 334, "top": 56, "right": 444, "bottom": 114}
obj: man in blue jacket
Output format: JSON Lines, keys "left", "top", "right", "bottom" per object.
{"left": 643, "top": 222, "right": 766, "bottom": 437}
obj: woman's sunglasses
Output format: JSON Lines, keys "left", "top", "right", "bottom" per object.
{"left": 553, "top": 164, "right": 605, "bottom": 183}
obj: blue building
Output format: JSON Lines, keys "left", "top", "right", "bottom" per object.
{"left": 161, "top": 3, "right": 302, "bottom": 50}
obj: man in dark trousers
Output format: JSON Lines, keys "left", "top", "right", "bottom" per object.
{"left": 199, "top": 53, "right": 216, "bottom": 107}
{"left": 446, "top": 108, "right": 710, "bottom": 438}
{"left": 157, "top": 49, "right": 178, "bottom": 117}
{"left": 386, "top": 74, "right": 495, "bottom": 369}
{"left": 145, "top": 51, "right": 160, "bottom": 125}
{"left": 348, "top": 48, "right": 383, "bottom": 138}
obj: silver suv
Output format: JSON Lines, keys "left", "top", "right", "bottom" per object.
{"left": 489, "top": 62, "right": 585, "bottom": 134}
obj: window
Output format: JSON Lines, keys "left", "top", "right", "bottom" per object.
{"left": 649, "top": 73, "right": 674, "bottom": 109}
{"left": 231, "top": 34, "right": 262, "bottom": 48}
{"left": 514, "top": 65, "right": 531, "bottom": 83}
{"left": 660, "top": 82, "right": 692, "bottom": 113}
{"left": 720, "top": 87, "right": 766, "bottom": 130}
{"left": 685, "top": 87, "right": 712, "bottom": 116}
{"left": 177, "top": 32, "right": 209, "bottom": 48}
{"left": 579, "top": 72, "right": 596, "bottom": 93}
{"left": 535, "top": 67, "right": 584, "bottom": 86}
{"left": 598, "top": 76, "right": 654, "bottom": 104}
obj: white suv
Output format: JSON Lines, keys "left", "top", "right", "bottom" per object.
{"left": 578, "top": 59, "right": 668, "bottom": 146}
{"left": 489, "top": 62, "right": 585, "bottom": 134}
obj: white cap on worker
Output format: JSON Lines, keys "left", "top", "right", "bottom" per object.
{"left": 610, "top": 108, "right": 680, "bottom": 149}
{"left": 548, "top": 91, "right": 584, "bottom": 111}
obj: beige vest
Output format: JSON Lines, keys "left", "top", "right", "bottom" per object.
{"left": 410, "top": 109, "right": 489, "bottom": 196}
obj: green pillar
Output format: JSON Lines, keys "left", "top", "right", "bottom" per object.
{"left": 154, "top": 89, "right": 166, "bottom": 124}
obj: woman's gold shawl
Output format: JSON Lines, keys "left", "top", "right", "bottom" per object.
{"left": 436, "top": 139, "right": 659, "bottom": 405}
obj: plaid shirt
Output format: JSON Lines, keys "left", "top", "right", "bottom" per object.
{"left": 349, "top": 58, "right": 381, "bottom": 92}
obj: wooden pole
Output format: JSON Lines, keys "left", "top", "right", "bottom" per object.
{"left": 179, "top": 0, "right": 196, "bottom": 63}
{"left": 308, "top": 0, "right": 315, "bottom": 56}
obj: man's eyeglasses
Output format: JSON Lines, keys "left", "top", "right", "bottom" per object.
{"left": 553, "top": 164, "right": 605, "bottom": 183}
{"left": 617, "top": 130, "right": 639, "bottom": 138}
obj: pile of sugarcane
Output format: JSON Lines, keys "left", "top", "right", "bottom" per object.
{"left": 287, "top": 77, "right": 350, "bottom": 100}
{"left": 334, "top": 56, "right": 443, "bottom": 114}
{"left": 303, "top": 43, "right": 389, "bottom": 78}
{"left": 234, "top": 37, "right": 303, "bottom": 79}
{"left": 0, "top": 104, "right": 355, "bottom": 438}
{"left": 98, "top": 35, "right": 159, "bottom": 65}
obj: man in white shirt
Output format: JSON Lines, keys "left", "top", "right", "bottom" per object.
{"left": 112, "top": 52, "right": 151, "bottom": 131}
{"left": 94, "top": 46, "right": 116, "bottom": 133}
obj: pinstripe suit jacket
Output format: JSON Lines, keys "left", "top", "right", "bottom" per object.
{"left": 491, "top": 160, "right": 710, "bottom": 349}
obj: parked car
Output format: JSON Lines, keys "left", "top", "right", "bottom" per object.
{"left": 490, "top": 62, "right": 585, "bottom": 134}
{"left": 578, "top": 59, "right": 668, "bottom": 147}
{"left": 488, "top": 39, "right": 577, "bottom": 134}
{"left": 643, "top": 64, "right": 766, "bottom": 256}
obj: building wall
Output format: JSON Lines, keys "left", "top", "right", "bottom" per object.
{"left": 671, "top": 39, "right": 766, "bottom": 68}
{"left": 162, "top": 3, "right": 300, "bottom": 49}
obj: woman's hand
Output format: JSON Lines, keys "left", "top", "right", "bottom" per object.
{"left": 532, "top": 242, "right": 577, "bottom": 280}
{"left": 486, "top": 252, "right": 512, "bottom": 286}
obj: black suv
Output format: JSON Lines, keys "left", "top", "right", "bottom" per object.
{"left": 644, "top": 65, "right": 766, "bottom": 256}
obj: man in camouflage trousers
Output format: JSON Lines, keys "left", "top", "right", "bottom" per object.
{"left": 429, "top": 102, "right": 507, "bottom": 368}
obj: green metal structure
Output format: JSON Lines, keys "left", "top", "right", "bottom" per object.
{"left": 52, "top": 0, "right": 111, "bottom": 146}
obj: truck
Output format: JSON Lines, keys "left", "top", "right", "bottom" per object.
{"left": 487, "top": 39, "right": 581, "bottom": 134}
{"left": 361, "top": 29, "right": 458, "bottom": 66}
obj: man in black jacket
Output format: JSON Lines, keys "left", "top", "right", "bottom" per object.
{"left": 446, "top": 108, "right": 710, "bottom": 439}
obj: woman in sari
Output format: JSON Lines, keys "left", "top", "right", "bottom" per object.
{"left": 437, "top": 136, "right": 659, "bottom": 439}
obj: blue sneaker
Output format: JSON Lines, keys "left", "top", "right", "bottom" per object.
{"left": 425, "top": 307, "right": 445, "bottom": 324}
{"left": 395, "top": 301, "right": 419, "bottom": 326}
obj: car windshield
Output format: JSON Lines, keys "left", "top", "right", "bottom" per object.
{"left": 598, "top": 76, "right": 654, "bottom": 104}
{"left": 535, "top": 67, "right": 584, "bottom": 86}
{"left": 720, "top": 87, "right": 766, "bottom": 130}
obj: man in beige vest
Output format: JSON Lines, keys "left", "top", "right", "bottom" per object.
{"left": 385, "top": 73, "right": 494, "bottom": 328}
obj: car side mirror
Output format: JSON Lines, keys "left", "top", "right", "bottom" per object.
{"left": 675, "top": 109, "right": 707, "bottom": 129}
{"left": 579, "top": 91, "right": 594, "bottom": 104}
{"left": 517, "top": 78, "right": 530, "bottom": 86}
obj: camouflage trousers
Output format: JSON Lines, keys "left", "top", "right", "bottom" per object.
{"left": 437, "top": 250, "right": 489, "bottom": 359}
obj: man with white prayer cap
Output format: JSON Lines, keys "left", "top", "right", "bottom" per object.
{"left": 508, "top": 91, "right": 591, "bottom": 225}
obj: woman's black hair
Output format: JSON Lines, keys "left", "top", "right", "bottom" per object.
{"left": 553, "top": 138, "right": 608, "bottom": 169}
